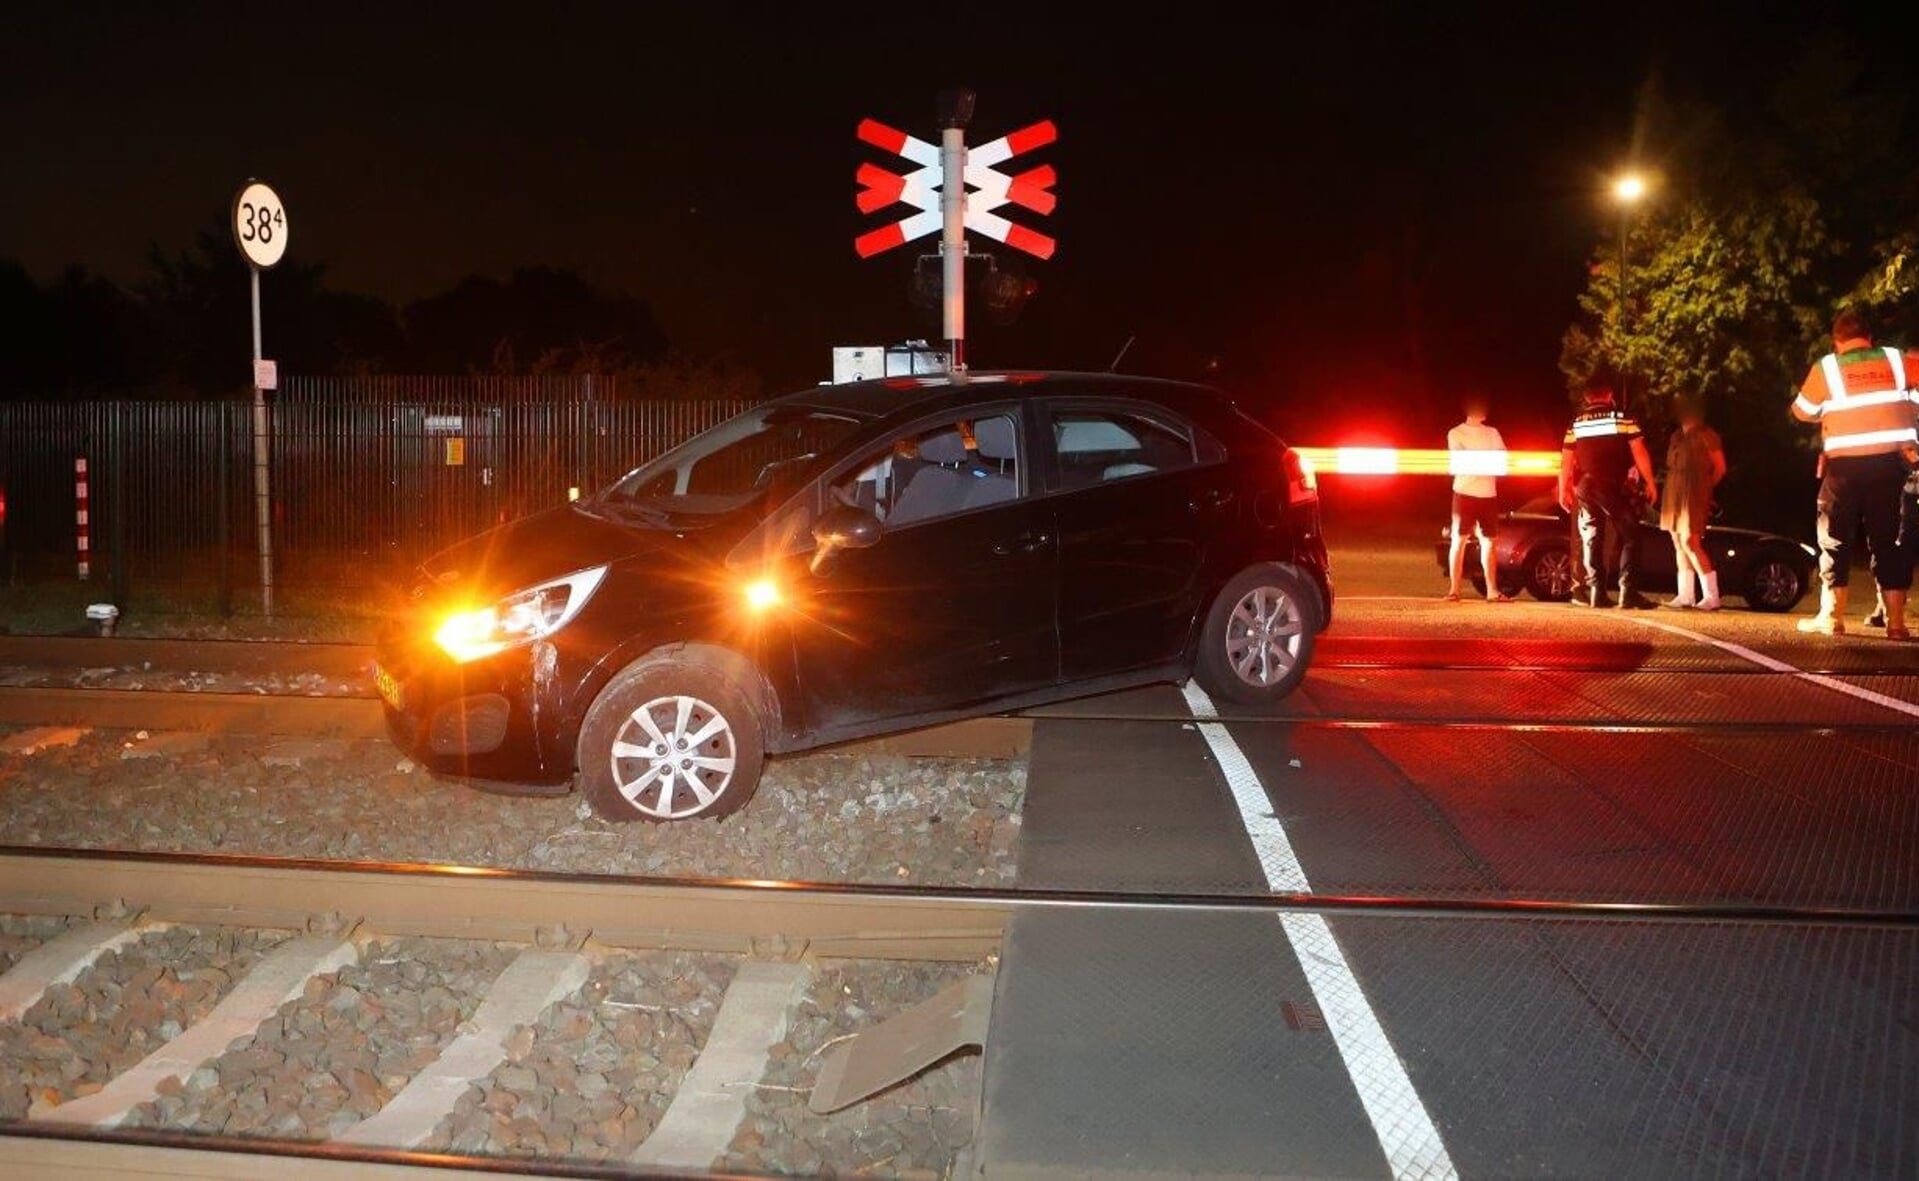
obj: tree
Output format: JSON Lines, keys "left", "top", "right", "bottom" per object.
{"left": 140, "top": 219, "right": 406, "bottom": 394}
{"left": 1559, "top": 40, "right": 1917, "bottom": 528}
{"left": 401, "top": 268, "right": 668, "bottom": 375}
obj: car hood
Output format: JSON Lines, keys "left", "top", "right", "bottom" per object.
{"left": 418, "top": 503, "right": 694, "bottom": 601}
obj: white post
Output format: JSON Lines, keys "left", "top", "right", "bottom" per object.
{"left": 940, "top": 124, "right": 966, "bottom": 373}
{"left": 250, "top": 267, "right": 274, "bottom": 616}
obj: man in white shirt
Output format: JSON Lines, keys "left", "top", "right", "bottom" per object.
{"left": 1446, "top": 396, "right": 1511, "bottom": 602}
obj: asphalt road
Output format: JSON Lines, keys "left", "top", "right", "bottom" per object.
{"left": 988, "top": 587, "right": 1919, "bottom": 1179}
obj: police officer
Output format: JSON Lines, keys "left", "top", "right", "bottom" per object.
{"left": 1865, "top": 467, "right": 1919, "bottom": 632}
{"left": 1791, "top": 308, "right": 1919, "bottom": 638}
{"left": 1558, "top": 371, "right": 1660, "bottom": 609}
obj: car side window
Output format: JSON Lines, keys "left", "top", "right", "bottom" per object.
{"left": 1048, "top": 408, "right": 1196, "bottom": 492}
{"left": 829, "top": 412, "right": 1021, "bottom": 528}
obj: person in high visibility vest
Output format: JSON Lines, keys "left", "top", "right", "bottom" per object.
{"left": 1790, "top": 308, "right": 1919, "bottom": 639}
{"left": 1559, "top": 372, "right": 1660, "bottom": 609}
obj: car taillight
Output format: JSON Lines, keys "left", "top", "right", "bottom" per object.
{"left": 1283, "top": 449, "right": 1318, "bottom": 505}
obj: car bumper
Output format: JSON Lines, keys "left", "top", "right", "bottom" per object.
{"left": 374, "top": 626, "right": 576, "bottom": 786}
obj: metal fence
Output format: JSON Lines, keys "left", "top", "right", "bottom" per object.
{"left": 0, "top": 376, "right": 748, "bottom": 603}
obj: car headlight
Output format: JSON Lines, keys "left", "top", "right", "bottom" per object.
{"left": 434, "top": 566, "right": 608, "bottom": 663}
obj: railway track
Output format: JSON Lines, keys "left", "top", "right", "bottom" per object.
{"left": 3, "top": 846, "right": 1912, "bottom": 1180}
{"left": 0, "top": 635, "right": 1031, "bottom": 757}
{"left": 0, "top": 847, "right": 1008, "bottom": 1179}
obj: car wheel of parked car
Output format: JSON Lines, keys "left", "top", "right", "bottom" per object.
{"left": 1744, "top": 553, "right": 1808, "bottom": 613}
{"left": 577, "top": 653, "right": 766, "bottom": 822}
{"left": 1525, "top": 545, "right": 1575, "bottom": 602}
{"left": 1194, "top": 563, "right": 1317, "bottom": 705}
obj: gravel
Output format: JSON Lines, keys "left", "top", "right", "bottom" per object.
{"left": 420, "top": 951, "right": 737, "bottom": 1160}
{"left": 721, "top": 958, "right": 990, "bottom": 1179}
{"left": 0, "top": 914, "right": 73, "bottom": 974}
{"left": 0, "top": 727, "right": 1025, "bottom": 886}
{"left": 124, "top": 936, "right": 520, "bottom": 1139}
{"left": 0, "top": 924, "right": 290, "bottom": 1119}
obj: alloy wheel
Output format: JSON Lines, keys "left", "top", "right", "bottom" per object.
{"left": 1751, "top": 560, "right": 1801, "bottom": 610}
{"left": 609, "top": 695, "right": 738, "bottom": 820}
{"left": 1535, "top": 549, "right": 1575, "bottom": 599}
{"left": 1225, "top": 585, "right": 1304, "bottom": 688}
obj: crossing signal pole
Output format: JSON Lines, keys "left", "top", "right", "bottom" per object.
{"left": 854, "top": 91, "right": 1057, "bottom": 375}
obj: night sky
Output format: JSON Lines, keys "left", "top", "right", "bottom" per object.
{"left": 1, "top": 2, "right": 1879, "bottom": 444}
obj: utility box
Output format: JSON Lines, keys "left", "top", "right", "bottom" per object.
{"left": 831, "top": 341, "right": 950, "bottom": 384}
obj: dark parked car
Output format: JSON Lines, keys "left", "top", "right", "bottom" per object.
{"left": 376, "top": 373, "right": 1332, "bottom": 821}
{"left": 1436, "top": 496, "right": 1814, "bottom": 610}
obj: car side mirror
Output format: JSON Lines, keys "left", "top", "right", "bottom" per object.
{"left": 809, "top": 504, "right": 882, "bottom": 573}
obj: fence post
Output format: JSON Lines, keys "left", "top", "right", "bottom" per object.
{"left": 75, "top": 456, "right": 90, "bottom": 581}
{"left": 218, "top": 397, "right": 233, "bottom": 619}
{"left": 111, "top": 400, "right": 128, "bottom": 610}
{"left": 578, "top": 374, "right": 593, "bottom": 492}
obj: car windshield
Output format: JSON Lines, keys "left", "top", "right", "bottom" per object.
{"left": 600, "top": 405, "right": 863, "bottom": 516}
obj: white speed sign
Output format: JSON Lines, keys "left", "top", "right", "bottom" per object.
{"left": 232, "top": 181, "right": 289, "bottom": 269}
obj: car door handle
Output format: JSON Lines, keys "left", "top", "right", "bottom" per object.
{"left": 991, "top": 531, "right": 1051, "bottom": 556}
{"left": 1189, "top": 488, "right": 1234, "bottom": 512}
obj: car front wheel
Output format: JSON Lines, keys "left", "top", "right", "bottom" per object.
{"left": 577, "top": 653, "right": 766, "bottom": 822}
{"left": 1745, "top": 553, "right": 1808, "bottom": 612}
{"left": 1525, "top": 544, "right": 1575, "bottom": 602}
{"left": 1193, "top": 563, "right": 1317, "bottom": 705}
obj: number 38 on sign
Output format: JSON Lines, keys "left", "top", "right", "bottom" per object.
{"left": 232, "top": 181, "right": 289, "bottom": 269}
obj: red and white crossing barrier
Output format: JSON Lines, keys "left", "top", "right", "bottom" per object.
{"left": 1290, "top": 446, "right": 1563, "bottom": 477}
{"left": 75, "top": 456, "right": 90, "bottom": 580}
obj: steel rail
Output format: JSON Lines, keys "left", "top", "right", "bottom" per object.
{"left": 0, "top": 1122, "right": 747, "bottom": 1180}
{"left": 1019, "top": 708, "right": 1919, "bottom": 734}
{"left": 0, "top": 635, "right": 372, "bottom": 678}
{"left": 12, "top": 633, "right": 1919, "bottom": 678}
{"left": 2, "top": 846, "right": 1914, "bottom": 932}
{"left": 1317, "top": 659, "right": 1919, "bottom": 675}
{"left": 0, "top": 686, "right": 386, "bottom": 737}
{"left": 0, "top": 686, "right": 1031, "bottom": 758}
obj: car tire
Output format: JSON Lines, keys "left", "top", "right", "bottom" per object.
{"left": 1194, "top": 563, "right": 1317, "bottom": 705}
{"left": 1524, "top": 544, "right": 1575, "bottom": 602}
{"left": 1744, "top": 552, "right": 1808, "bottom": 613}
{"left": 577, "top": 652, "right": 766, "bottom": 822}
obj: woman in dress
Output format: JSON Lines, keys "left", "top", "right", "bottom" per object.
{"left": 1660, "top": 395, "right": 1728, "bottom": 609}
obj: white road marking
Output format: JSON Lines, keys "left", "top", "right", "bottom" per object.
{"left": 630, "top": 961, "right": 811, "bottom": 1170}
{"left": 1183, "top": 682, "right": 1458, "bottom": 1181}
{"left": 1620, "top": 615, "right": 1919, "bottom": 720}
{"left": 0, "top": 921, "right": 151, "bottom": 1023}
{"left": 336, "top": 949, "right": 591, "bottom": 1148}
{"left": 34, "top": 935, "right": 359, "bottom": 1127}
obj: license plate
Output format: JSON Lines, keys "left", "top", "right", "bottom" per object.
{"left": 373, "top": 663, "right": 405, "bottom": 710}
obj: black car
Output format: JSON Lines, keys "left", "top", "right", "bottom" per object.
{"left": 376, "top": 372, "right": 1332, "bottom": 822}
{"left": 1436, "top": 496, "right": 1813, "bottom": 610}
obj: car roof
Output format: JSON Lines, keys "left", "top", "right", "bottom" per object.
{"left": 776, "top": 370, "right": 1231, "bottom": 422}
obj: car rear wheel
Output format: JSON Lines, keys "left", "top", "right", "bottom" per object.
{"left": 1744, "top": 553, "right": 1808, "bottom": 612}
{"left": 1194, "top": 563, "right": 1317, "bottom": 705}
{"left": 577, "top": 654, "right": 766, "bottom": 822}
{"left": 1524, "top": 544, "right": 1575, "bottom": 602}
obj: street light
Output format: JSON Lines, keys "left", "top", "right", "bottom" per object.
{"left": 1611, "top": 173, "right": 1649, "bottom": 398}
{"left": 1612, "top": 174, "right": 1647, "bottom": 204}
